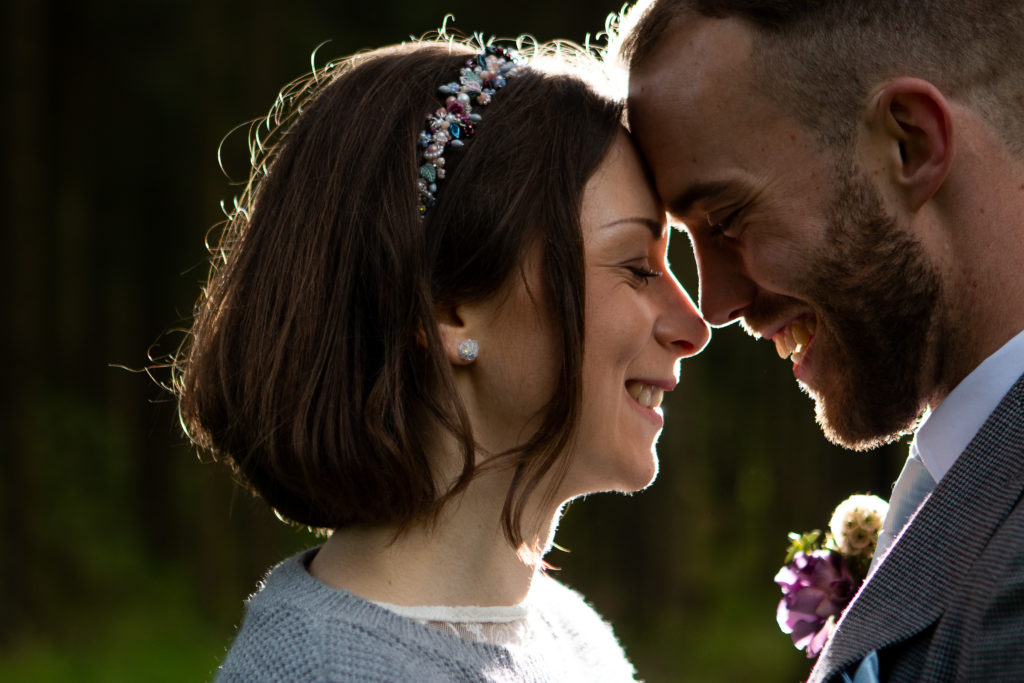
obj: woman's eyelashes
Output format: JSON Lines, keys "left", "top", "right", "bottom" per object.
{"left": 626, "top": 263, "right": 662, "bottom": 285}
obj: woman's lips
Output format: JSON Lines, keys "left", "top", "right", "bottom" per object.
{"left": 625, "top": 380, "right": 665, "bottom": 408}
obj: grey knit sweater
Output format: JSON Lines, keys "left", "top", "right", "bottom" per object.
{"left": 215, "top": 548, "right": 638, "bottom": 682}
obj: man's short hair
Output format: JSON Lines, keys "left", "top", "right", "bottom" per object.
{"left": 617, "top": 0, "right": 1024, "bottom": 153}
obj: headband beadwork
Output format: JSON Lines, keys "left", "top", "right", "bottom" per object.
{"left": 416, "top": 45, "right": 525, "bottom": 218}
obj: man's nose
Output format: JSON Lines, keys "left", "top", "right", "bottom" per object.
{"left": 696, "top": 246, "right": 756, "bottom": 327}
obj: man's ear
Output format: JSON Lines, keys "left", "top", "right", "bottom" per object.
{"left": 871, "top": 77, "right": 953, "bottom": 210}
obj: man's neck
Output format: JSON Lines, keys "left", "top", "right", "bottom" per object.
{"left": 925, "top": 107, "right": 1024, "bottom": 405}
{"left": 914, "top": 328, "right": 1024, "bottom": 483}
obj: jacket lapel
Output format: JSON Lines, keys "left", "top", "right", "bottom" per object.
{"left": 811, "top": 373, "right": 1024, "bottom": 682}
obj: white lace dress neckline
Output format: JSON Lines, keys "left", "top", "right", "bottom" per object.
{"left": 373, "top": 595, "right": 533, "bottom": 647}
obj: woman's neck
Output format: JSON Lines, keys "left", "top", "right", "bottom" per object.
{"left": 309, "top": 471, "right": 560, "bottom": 607}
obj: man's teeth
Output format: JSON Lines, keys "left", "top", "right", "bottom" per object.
{"left": 626, "top": 381, "right": 665, "bottom": 408}
{"left": 773, "top": 320, "right": 816, "bottom": 362}
{"left": 792, "top": 324, "right": 811, "bottom": 347}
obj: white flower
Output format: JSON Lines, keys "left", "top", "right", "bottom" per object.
{"left": 829, "top": 494, "right": 888, "bottom": 558}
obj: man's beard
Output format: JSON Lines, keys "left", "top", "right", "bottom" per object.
{"left": 743, "top": 168, "right": 948, "bottom": 450}
{"left": 806, "top": 169, "right": 946, "bottom": 449}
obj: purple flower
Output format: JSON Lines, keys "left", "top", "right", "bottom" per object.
{"left": 775, "top": 549, "right": 857, "bottom": 657}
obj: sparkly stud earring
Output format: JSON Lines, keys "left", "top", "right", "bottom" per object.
{"left": 457, "top": 338, "right": 479, "bottom": 363}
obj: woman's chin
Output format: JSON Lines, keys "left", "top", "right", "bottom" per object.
{"left": 565, "top": 452, "right": 659, "bottom": 498}
{"left": 622, "top": 456, "right": 659, "bottom": 492}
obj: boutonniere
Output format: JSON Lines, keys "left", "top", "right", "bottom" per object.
{"left": 774, "top": 494, "right": 888, "bottom": 657}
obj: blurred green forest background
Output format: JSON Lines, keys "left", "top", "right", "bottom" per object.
{"left": 2, "top": 1, "right": 908, "bottom": 681}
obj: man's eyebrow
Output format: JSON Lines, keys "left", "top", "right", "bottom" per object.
{"left": 667, "top": 180, "right": 737, "bottom": 217}
{"left": 601, "top": 216, "right": 665, "bottom": 239}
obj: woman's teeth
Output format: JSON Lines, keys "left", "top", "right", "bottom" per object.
{"left": 773, "top": 319, "right": 816, "bottom": 363}
{"left": 626, "top": 381, "right": 665, "bottom": 408}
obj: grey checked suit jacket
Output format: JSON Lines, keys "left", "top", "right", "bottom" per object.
{"left": 809, "top": 371, "right": 1024, "bottom": 682}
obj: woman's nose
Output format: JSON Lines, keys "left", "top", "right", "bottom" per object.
{"left": 656, "top": 270, "right": 711, "bottom": 357}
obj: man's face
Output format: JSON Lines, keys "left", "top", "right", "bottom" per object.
{"left": 628, "top": 15, "right": 948, "bottom": 449}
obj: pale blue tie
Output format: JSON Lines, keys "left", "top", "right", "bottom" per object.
{"left": 842, "top": 650, "right": 880, "bottom": 683}
{"left": 844, "top": 455, "right": 935, "bottom": 683}
{"left": 870, "top": 451, "right": 936, "bottom": 573}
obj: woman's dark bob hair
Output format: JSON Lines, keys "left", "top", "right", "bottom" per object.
{"left": 174, "top": 34, "right": 625, "bottom": 550}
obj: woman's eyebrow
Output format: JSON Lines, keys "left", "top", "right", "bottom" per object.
{"left": 601, "top": 216, "right": 664, "bottom": 238}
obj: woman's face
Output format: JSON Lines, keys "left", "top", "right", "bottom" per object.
{"left": 565, "top": 131, "right": 710, "bottom": 496}
{"left": 455, "top": 131, "right": 709, "bottom": 498}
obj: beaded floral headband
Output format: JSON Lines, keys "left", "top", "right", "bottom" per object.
{"left": 416, "top": 45, "right": 525, "bottom": 217}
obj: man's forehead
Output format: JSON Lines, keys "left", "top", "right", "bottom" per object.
{"left": 627, "top": 13, "right": 755, "bottom": 111}
{"left": 625, "top": 15, "right": 770, "bottom": 213}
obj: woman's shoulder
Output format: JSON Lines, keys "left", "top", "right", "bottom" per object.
{"left": 215, "top": 548, "right": 511, "bottom": 682}
{"left": 527, "top": 572, "right": 639, "bottom": 682}
{"left": 530, "top": 571, "right": 616, "bottom": 632}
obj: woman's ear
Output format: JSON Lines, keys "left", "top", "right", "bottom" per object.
{"left": 870, "top": 77, "right": 954, "bottom": 211}
{"left": 436, "top": 303, "right": 480, "bottom": 365}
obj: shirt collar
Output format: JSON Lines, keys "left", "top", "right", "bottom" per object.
{"left": 913, "top": 328, "right": 1024, "bottom": 484}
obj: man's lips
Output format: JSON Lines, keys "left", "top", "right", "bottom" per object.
{"left": 770, "top": 317, "right": 817, "bottom": 364}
